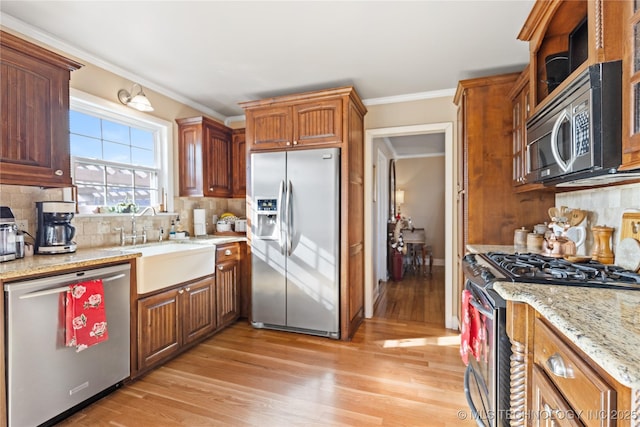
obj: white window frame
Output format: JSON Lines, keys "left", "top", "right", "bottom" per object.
{"left": 69, "top": 88, "right": 174, "bottom": 214}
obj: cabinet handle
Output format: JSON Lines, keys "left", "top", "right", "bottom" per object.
{"left": 218, "top": 265, "right": 224, "bottom": 270}
{"left": 54, "top": 169, "right": 63, "bottom": 176}
{"left": 546, "top": 353, "right": 574, "bottom": 379}
{"left": 224, "top": 249, "right": 232, "bottom": 256}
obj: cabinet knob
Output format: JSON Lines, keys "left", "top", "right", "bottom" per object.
{"left": 178, "top": 289, "right": 184, "bottom": 294}
{"left": 185, "top": 287, "right": 190, "bottom": 292}
{"left": 293, "top": 140, "right": 298, "bottom": 145}
{"left": 546, "top": 353, "right": 574, "bottom": 379}
{"left": 286, "top": 141, "right": 291, "bottom": 146}
{"left": 225, "top": 249, "right": 232, "bottom": 256}
{"left": 218, "top": 265, "right": 224, "bottom": 270}
{"left": 54, "top": 169, "right": 63, "bottom": 176}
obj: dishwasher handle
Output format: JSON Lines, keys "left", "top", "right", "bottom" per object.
{"left": 18, "top": 273, "right": 126, "bottom": 300}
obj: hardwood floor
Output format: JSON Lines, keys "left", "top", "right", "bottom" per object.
{"left": 58, "top": 267, "right": 473, "bottom": 426}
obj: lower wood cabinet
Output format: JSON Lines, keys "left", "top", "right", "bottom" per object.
{"left": 507, "top": 302, "right": 635, "bottom": 427}
{"left": 137, "top": 275, "right": 216, "bottom": 372}
{"left": 215, "top": 243, "right": 240, "bottom": 328}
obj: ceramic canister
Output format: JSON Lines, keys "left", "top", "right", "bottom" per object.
{"left": 527, "top": 232, "right": 544, "bottom": 252}
{"left": 514, "top": 227, "right": 529, "bottom": 248}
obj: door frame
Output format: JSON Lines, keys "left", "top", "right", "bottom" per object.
{"left": 364, "top": 122, "right": 456, "bottom": 329}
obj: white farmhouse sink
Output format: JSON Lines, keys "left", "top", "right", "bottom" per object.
{"left": 122, "top": 243, "right": 216, "bottom": 294}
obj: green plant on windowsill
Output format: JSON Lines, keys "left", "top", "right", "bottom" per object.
{"left": 108, "top": 199, "right": 138, "bottom": 214}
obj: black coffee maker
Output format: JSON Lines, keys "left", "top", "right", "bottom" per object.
{"left": 35, "top": 201, "right": 77, "bottom": 254}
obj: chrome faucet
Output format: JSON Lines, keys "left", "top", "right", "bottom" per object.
{"left": 136, "top": 206, "right": 157, "bottom": 217}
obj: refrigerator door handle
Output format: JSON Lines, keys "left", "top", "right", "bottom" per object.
{"left": 286, "top": 179, "right": 293, "bottom": 256}
{"left": 277, "top": 180, "right": 285, "bottom": 254}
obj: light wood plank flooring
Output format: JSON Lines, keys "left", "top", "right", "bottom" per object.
{"left": 58, "top": 267, "right": 473, "bottom": 426}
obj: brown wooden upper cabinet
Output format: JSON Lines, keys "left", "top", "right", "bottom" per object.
{"left": 231, "top": 128, "right": 246, "bottom": 198}
{"left": 176, "top": 116, "right": 245, "bottom": 198}
{"left": 518, "top": 0, "right": 625, "bottom": 112}
{"left": 243, "top": 98, "right": 343, "bottom": 151}
{"left": 621, "top": 1, "right": 640, "bottom": 171}
{"left": 0, "top": 31, "right": 82, "bottom": 187}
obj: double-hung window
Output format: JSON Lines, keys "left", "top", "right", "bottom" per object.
{"left": 69, "top": 90, "right": 171, "bottom": 214}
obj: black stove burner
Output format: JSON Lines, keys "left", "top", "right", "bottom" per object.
{"left": 484, "top": 251, "right": 640, "bottom": 290}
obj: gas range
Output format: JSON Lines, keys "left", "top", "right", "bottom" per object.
{"left": 465, "top": 251, "right": 640, "bottom": 292}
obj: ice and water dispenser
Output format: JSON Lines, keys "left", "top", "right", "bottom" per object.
{"left": 254, "top": 197, "right": 279, "bottom": 240}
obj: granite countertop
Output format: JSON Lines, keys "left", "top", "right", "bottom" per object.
{"left": 493, "top": 281, "right": 640, "bottom": 389}
{"left": 0, "top": 235, "right": 247, "bottom": 282}
{"left": 0, "top": 248, "right": 139, "bottom": 281}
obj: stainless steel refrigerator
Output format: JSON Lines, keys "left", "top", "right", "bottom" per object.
{"left": 250, "top": 147, "right": 340, "bottom": 339}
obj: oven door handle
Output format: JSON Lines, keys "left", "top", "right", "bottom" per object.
{"left": 464, "top": 364, "right": 489, "bottom": 427}
{"left": 469, "top": 297, "right": 494, "bottom": 319}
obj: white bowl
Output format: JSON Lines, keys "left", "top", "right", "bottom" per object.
{"left": 216, "top": 222, "right": 231, "bottom": 232}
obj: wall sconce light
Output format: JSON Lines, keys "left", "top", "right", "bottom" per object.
{"left": 117, "top": 83, "right": 154, "bottom": 112}
{"left": 395, "top": 189, "right": 405, "bottom": 215}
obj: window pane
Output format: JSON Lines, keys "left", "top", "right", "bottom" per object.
{"left": 104, "top": 141, "right": 131, "bottom": 164}
{"left": 76, "top": 184, "right": 105, "bottom": 208}
{"left": 134, "top": 188, "right": 152, "bottom": 207}
{"left": 70, "top": 134, "right": 102, "bottom": 159}
{"left": 635, "top": 0, "right": 640, "bottom": 13}
{"left": 70, "top": 111, "right": 101, "bottom": 138}
{"left": 131, "top": 147, "right": 154, "bottom": 167}
{"left": 131, "top": 128, "right": 154, "bottom": 150}
{"left": 74, "top": 163, "right": 105, "bottom": 185}
{"left": 102, "top": 121, "right": 130, "bottom": 144}
{"left": 106, "top": 166, "right": 134, "bottom": 187}
{"left": 134, "top": 170, "right": 153, "bottom": 188}
{"left": 107, "top": 187, "right": 134, "bottom": 208}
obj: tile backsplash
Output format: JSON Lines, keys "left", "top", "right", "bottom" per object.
{"left": 556, "top": 182, "right": 640, "bottom": 254}
{"left": 0, "top": 184, "right": 246, "bottom": 249}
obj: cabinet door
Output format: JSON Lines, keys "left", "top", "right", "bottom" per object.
{"left": 231, "top": 128, "right": 246, "bottom": 198}
{"left": 137, "top": 289, "right": 181, "bottom": 370}
{"left": 182, "top": 276, "right": 216, "bottom": 346}
{"left": 0, "top": 43, "right": 75, "bottom": 187}
{"left": 177, "top": 121, "right": 204, "bottom": 197}
{"left": 216, "top": 243, "right": 240, "bottom": 327}
{"left": 246, "top": 106, "right": 292, "bottom": 151}
{"left": 292, "top": 99, "right": 342, "bottom": 147}
{"left": 622, "top": 2, "right": 640, "bottom": 169}
{"left": 203, "top": 122, "right": 232, "bottom": 197}
{"left": 532, "top": 365, "right": 582, "bottom": 427}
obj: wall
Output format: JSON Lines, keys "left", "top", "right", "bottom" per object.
{"left": 395, "top": 156, "right": 446, "bottom": 262}
{"left": 556, "top": 182, "right": 640, "bottom": 254}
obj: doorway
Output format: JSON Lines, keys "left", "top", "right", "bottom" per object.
{"left": 364, "top": 122, "right": 456, "bottom": 329}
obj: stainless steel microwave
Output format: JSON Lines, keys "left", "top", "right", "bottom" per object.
{"left": 525, "top": 60, "right": 622, "bottom": 186}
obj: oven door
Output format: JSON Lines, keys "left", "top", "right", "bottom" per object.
{"left": 463, "top": 280, "right": 498, "bottom": 427}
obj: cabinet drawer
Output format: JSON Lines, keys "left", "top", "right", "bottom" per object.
{"left": 531, "top": 365, "right": 582, "bottom": 427}
{"left": 534, "top": 318, "right": 616, "bottom": 427}
{"left": 216, "top": 243, "right": 239, "bottom": 263}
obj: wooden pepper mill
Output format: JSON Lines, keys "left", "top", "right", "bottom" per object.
{"left": 591, "top": 225, "right": 614, "bottom": 264}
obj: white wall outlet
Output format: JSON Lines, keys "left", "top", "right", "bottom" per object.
{"left": 15, "top": 219, "right": 28, "bottom": 231}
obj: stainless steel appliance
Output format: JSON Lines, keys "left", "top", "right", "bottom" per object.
{"left": 461, "top": 252, "right": 640, "bottom": 426}
{"left": 250, "top": 147, "right": 340, "bottom": 338}
{"left": 526, "top": 60, "right": 622, "bottom": 186}
{"left": 0, "top": 206, "right": 18, "bottom": 262}
{"left": 4, "top": 263, "right": 131, "bottom": 427}
{"left": 36, "top": 201, "right": 77, "bottom": 254}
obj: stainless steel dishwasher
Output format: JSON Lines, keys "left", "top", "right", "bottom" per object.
{"left": 4, "top": 263, "right": 131, "bottom": 427}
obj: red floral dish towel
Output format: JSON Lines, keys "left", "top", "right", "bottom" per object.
{"left": 65, "top": 279, "right": 109, "bottom": 352}
{"left": 460, "top": 289, "right": 484, "bottom": 365}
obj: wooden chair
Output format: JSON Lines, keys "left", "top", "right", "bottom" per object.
{"left": 401, "top": 228, "right": 432, "bottom": 275}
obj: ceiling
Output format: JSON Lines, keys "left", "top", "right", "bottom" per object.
{"left": 1, "top": 1, "right": 534, "bottom": 155}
